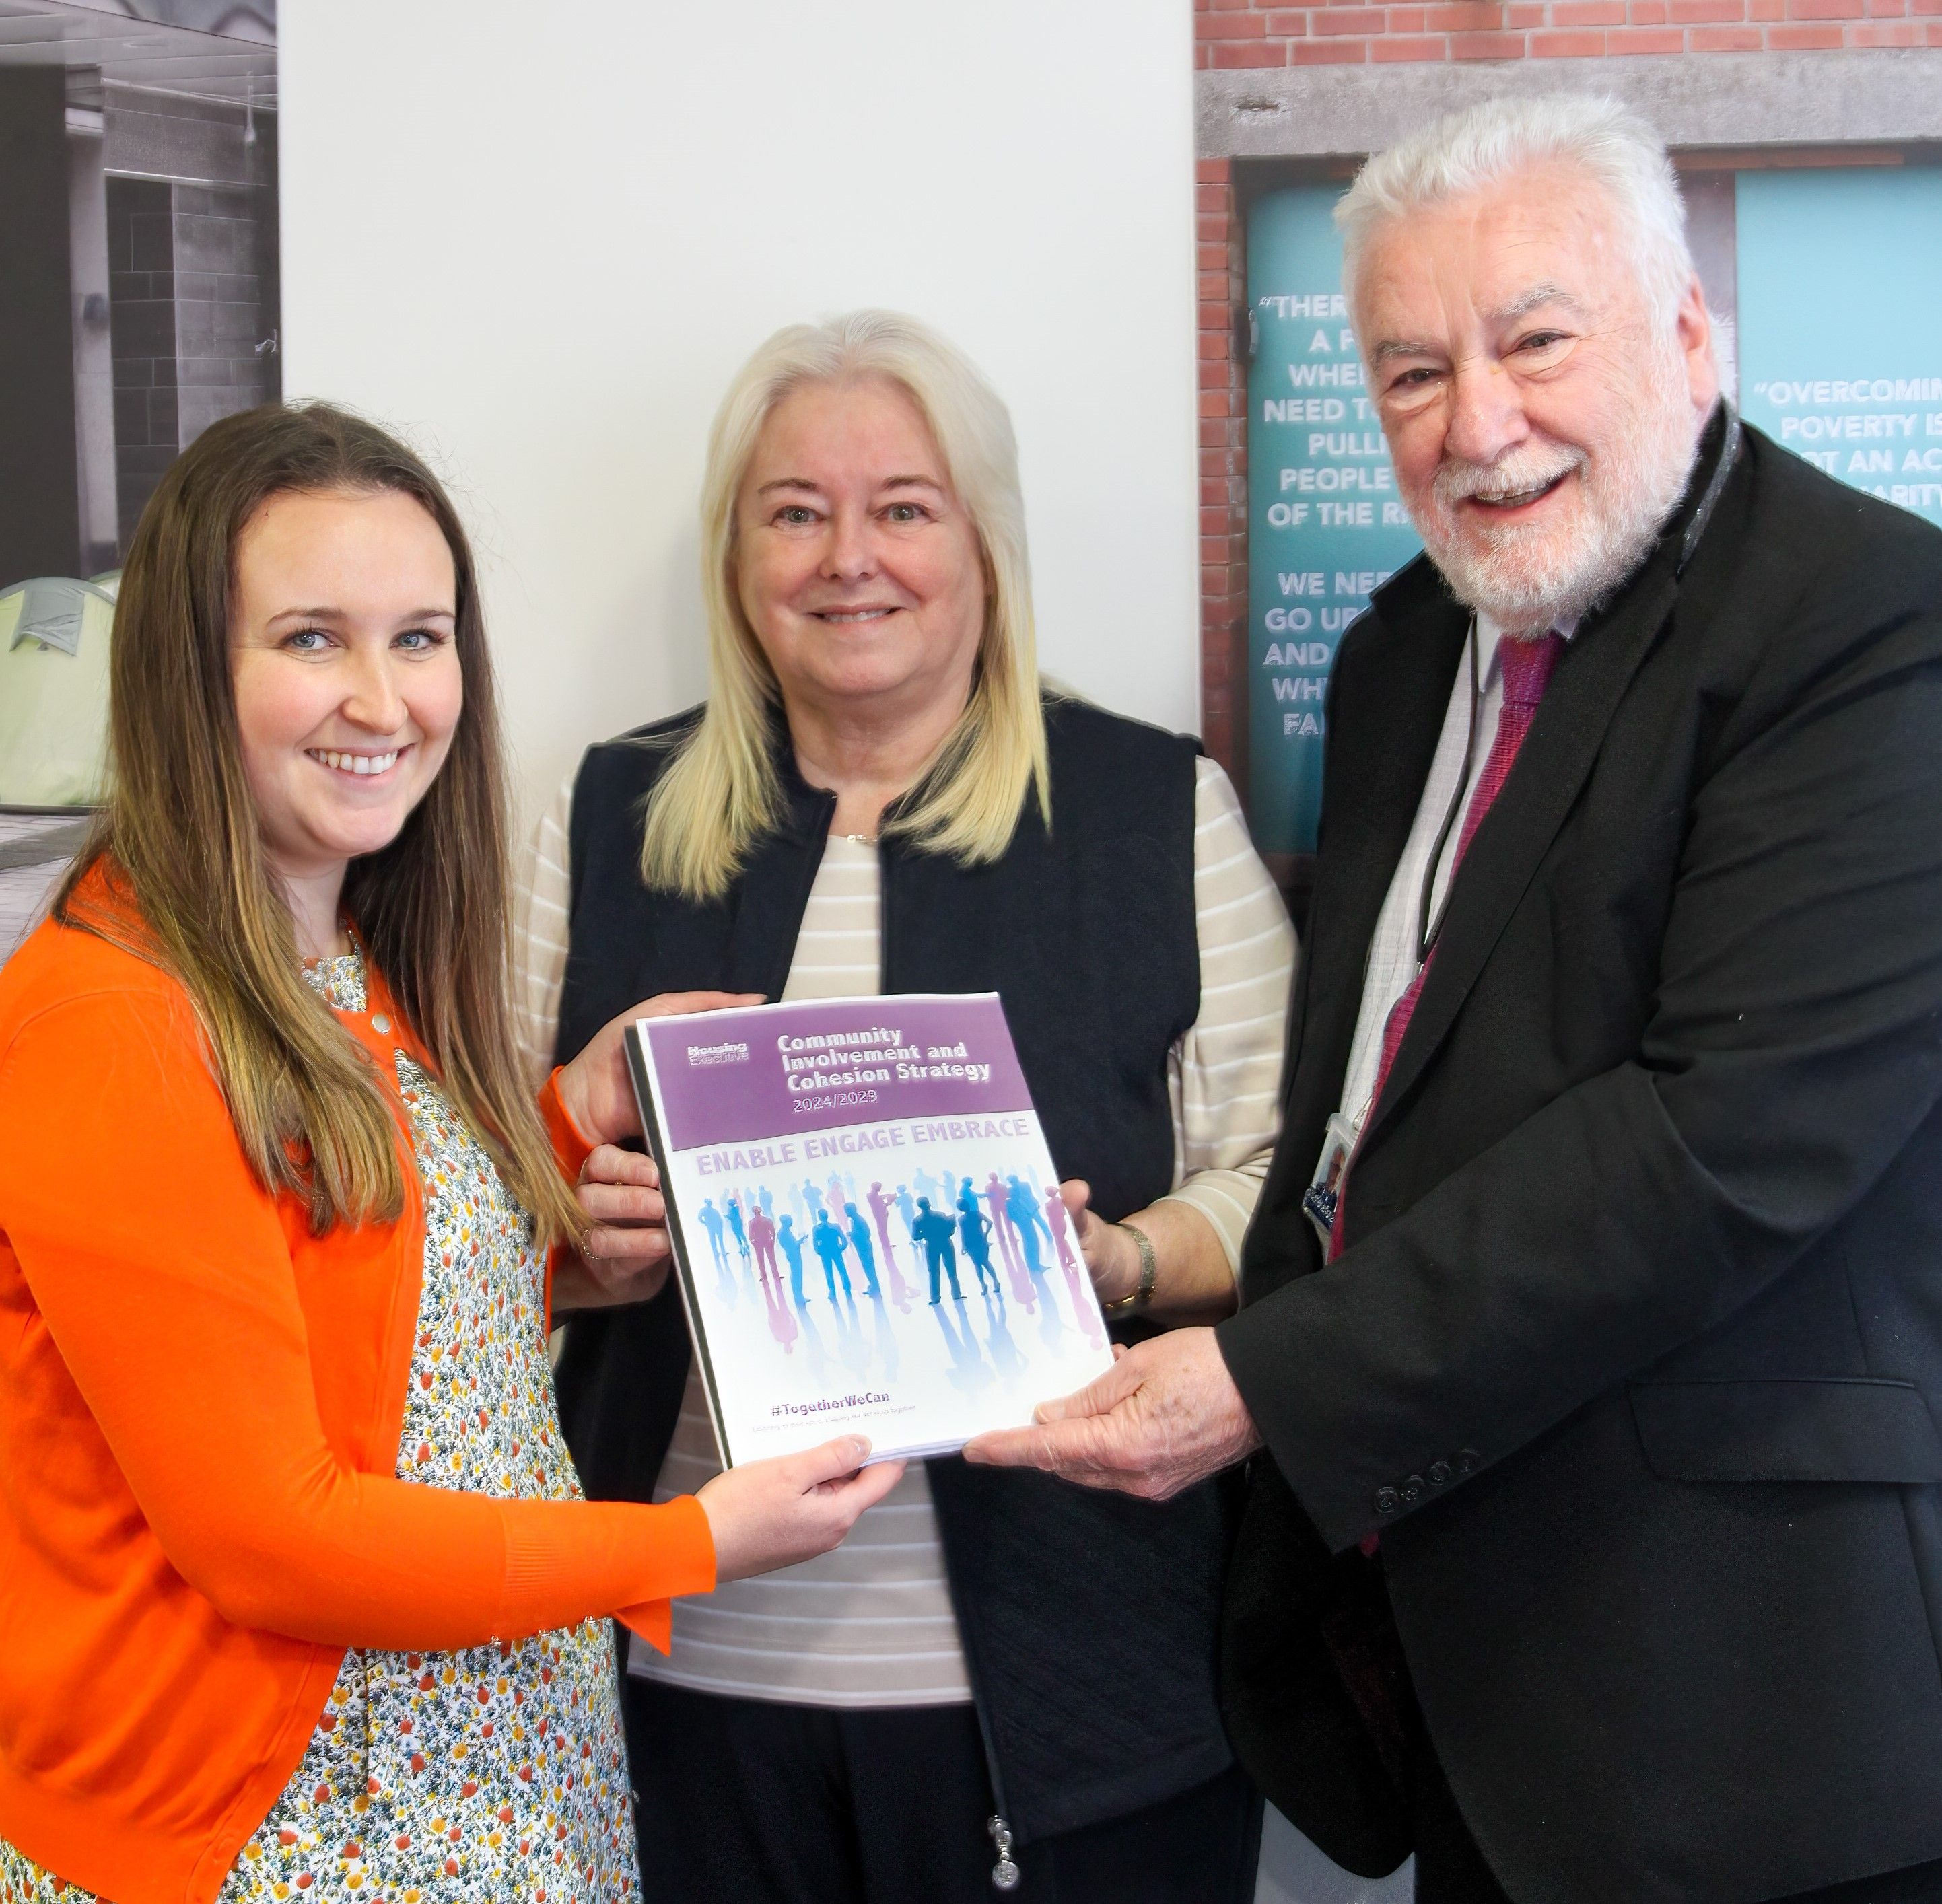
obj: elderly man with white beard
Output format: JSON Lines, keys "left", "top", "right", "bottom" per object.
{"left": 967, "top": 94, "right": 1942, "bottom": 1904}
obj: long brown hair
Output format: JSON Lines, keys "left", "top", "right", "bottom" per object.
{"left": 58, "top": 401, "right": 585, "bottom": 1244}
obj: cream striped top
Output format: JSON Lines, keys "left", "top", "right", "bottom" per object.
{"left": 514, "top": 750, "right": 1294, "bottom": 1707}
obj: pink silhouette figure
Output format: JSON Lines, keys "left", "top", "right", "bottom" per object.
{"left": 868, "top": 1181, "right": 914, "bottom": 1311}
{"left": 1044, "top": 1186, "right": 1103, "bottom": 1345}
{"left": 749, "top": 1207, "right": 780, "bottom": 1293}
{"left": 1045, "top": 1185, "right": 1080, "bottom": 1271}
{"left": 983, "top": 1172, "right": 1024, "bottom": 1281}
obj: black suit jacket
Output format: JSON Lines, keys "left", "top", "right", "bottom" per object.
{"left": 1218, "top": 419, "right": 1942, "bottom": 1904}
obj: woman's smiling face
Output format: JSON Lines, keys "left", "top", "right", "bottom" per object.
{"left": 733, "top": 374, "right": 987, "bottom": 726}
{"left": 229, "top": 485, "right": 462, "bottom": 894}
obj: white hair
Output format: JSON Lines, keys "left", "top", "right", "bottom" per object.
{"left": 1336, "top": 93, "right": 1732, "bottom": 384}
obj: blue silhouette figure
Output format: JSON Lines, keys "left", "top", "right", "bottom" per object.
{"left": 697, "top": 1198, "right": 728, "bottom": 1270}
{"left": 912, "top": 1197, "right": 963, "bottom": 1304}
{"left": 843, "top": 1202, "right": 881, "bottom": 1297}
{"left": 755, "top": 1183, "right": 775, "bottom": 1220}
{"left": 895, "top": 1183, "right": 917, "bottom": 1238}
{"left": 956, "top": 1181, "right": 1000, "bottom": 1294}
{"left": 1006, "top": 1175, "right": 1052, "bottom": 1275}
{"left": 811, "top": 1209, "right": 853, "bottom": 1299}
{"left": 777, "top": 1216, "right": 808, "bottom": 1306}
{"left": 724, "top": 1193, "right": 750, "bottom": 1261}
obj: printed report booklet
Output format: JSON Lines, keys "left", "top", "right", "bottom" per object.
{"left": 625, "top": 993, "right": 1117, "bottom": 1467}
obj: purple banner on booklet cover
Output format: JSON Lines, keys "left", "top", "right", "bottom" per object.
{"left": 644, "top": 993, "right": 1033, "bottom": 1150}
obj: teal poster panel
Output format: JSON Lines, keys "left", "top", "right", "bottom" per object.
{"left": 1246, "top": 186, "right": 1420, "bottom": 855}
{"left": 1737, "top": 168, "right": 1942, "bottom": 530}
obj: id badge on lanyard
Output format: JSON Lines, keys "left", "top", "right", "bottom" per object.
{"left": 1301, "top": 1109, "right": 1362, "bottom": 1250}
{"left": 1303, "top": 616, "right": 1484, "bottom": 1254}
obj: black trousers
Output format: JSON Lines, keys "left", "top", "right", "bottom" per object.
{"left": 623, "top": 1674, "right": 1262, "bottom": 1904}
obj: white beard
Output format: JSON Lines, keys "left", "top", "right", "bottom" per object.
{"left": 1412, "top": 343, "right": 1702, "bottom": 634}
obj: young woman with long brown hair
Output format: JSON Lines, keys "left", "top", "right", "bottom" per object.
{"left": 0, "top": 402, "right": 901, "bottom": 1904}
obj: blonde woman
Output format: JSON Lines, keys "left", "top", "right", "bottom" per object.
{"left": 0, "top": 402, "right": 899, "bottom": 1904}
{"left": 520, "top": 313, "right": 1296, "bottom": 1902}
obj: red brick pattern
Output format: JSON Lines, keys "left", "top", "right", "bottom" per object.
{"left": 1195, "top": 0, "right": 1939, "bottom": 63}
{"left": 1191, "top": 4, "right": 1928, "bottom": 777}
{"left": 1198, "top": 158, "right": 1250, "bottom": 773}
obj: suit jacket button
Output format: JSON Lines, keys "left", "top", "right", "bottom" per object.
{"left": 1399, "top": 1473, "right": 1424, "bottom": 1503}
{"left": 1455, "top": 1448, "right": 1478, "bottom": 1476}
{"left": 1373, "top": 1486, "right": 1399, "bottom": 1514}
{"left": 1428, "top": 1460, "right": 1453, "bottom": 1486}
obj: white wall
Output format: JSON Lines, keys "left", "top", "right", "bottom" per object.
{"left": 281, "top": 13, "right": 1395, "bottom": 1900}
{"left": 279, "top": 0, "right": 1200, "bottom": 827}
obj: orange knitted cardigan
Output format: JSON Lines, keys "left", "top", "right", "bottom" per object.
{"left": 0, "top": 888, "right": 714, "bottom": 1904}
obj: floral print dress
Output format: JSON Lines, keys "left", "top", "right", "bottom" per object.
{"left": 1, "top": 951, "right": 639, "bottom": 1904}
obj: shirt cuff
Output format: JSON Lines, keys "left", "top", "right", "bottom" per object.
{"left": 539, "top": 1065, "right": 597, "bottom": 1179}
{"left": 1155, "top": 1171, "right": 1263, "bottom": 1278}
{"left": 538, "top": 1069, "right": 598, "bottom": 1331}
{"left": 615, "top": 1496, "right": 718, "bottom": 1655}
{"left": 496, "top": 1493, "right": 718, "bottom": 1652}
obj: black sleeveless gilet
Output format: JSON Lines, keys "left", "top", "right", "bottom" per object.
{"left": 552, "top": 695, "right": 1236, "bottom": 1842}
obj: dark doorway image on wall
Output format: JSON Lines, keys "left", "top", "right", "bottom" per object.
{"left": 0, "top": 1, "right": 277, "bottom": 958}
{"left": 0, "top": 0, "right": 279, "bottom": 586}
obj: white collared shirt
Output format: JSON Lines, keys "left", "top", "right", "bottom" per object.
{"left": 1335, "top": 610, "right": 1578, "bottom": 1137}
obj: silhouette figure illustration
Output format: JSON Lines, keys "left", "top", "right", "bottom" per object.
{"left": 955, "top": 1180, "right": 1002, "bottom": 1295}
{"left": 983, "top": 1172, "right": 1024, "bottom": 1281}
{"left": 1006, "top": 1174, "right": 1053, "bottom": 1276}
{"left": 911, "top": 1197, "right": 963, "bottom": 1304}
{"left": 843, "top": 1201, "right": 882, "bottom": 1298}
{"left": 1045, "top": 1185, "right": 1080, "bottom": 1272}
{"left": 777, "top": 1215, "right": 808, "bottom": 1307}
{"left": 811, "top": 1209, "right": 853, "bottom": 1300}
{"left": 748, "top": 1205, "right": 779, "bottom": 1294}
{"left": 697, "top": 1197, "right": 728, "bottom": 1270}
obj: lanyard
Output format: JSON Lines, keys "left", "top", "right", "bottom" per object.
{"left": 1414, "top": 615, "right": 1482, "bottom": 968}
{"left": 1340, "top": 612, "right": 1480, "bottom": 1135}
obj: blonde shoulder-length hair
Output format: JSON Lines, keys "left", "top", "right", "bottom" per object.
{"left": 639, "top": 310, "right": 1051, "bottom": 900}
